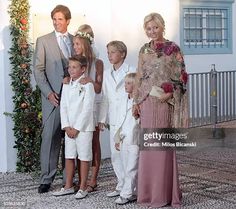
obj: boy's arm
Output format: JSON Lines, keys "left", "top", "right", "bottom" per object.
{"left": 74, "top": 83, "right": 95, "bottom": 131}
{"left": 115, "top": 143, "right": 120, "bottom": 151}
{"left": 114, "top": 127, "right": 122, "bottom": 143}
{"left": 60, "top": 85, "right": 70, "bottom": 129}
{"left": 98, "top": 74, "right": 108, "bottom": 124}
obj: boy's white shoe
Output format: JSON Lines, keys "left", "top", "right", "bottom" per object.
{"left": 106, "top": 190, "right": 120, "bottom": 197}
{"left": 52, "top": 187, "right": 74, "bottom": 196}
{"left": 115, "top": 195, "right": 137, "bottom": 205}
{"left": 75, "top": 189, "right": 88, "bottom": 199}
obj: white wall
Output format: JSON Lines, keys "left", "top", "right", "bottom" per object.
{"left": 29, "top": 0, "right": 183, "bottom": 68}
{"left": 0, "top": 0, "right": 16, "bottom": 172}
{"left": 30, "top": 0, "right": 236, "bottom": 73}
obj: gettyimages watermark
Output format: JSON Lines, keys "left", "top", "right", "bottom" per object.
{"left": 140, "top": 128, "right": 196, "bottom": 150}
{"left": 139, "top": 127, "right": 236, "bottom": 150}
{"left": 0, "top": 200, "right": 27, "bottom": 208}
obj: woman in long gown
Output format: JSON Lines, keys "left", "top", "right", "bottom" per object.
{"left": 133, "top": 12, "right": 188, "bottom": 208}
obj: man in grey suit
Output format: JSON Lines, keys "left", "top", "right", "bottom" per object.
{"left": 33, "top": 4, "right": 74, "bottom": 193}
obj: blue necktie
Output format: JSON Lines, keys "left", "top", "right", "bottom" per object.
{"left": 59, "top": 35, "right": 70, "bottom": 59}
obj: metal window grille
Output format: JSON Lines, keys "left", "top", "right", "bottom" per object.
{"left": 183, "top": 8, "right": 228, "bottom": 48}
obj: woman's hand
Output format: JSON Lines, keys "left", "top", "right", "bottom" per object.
{"left": 63, "top": 76, "right": 70, "bottom": 84}
{"left": 79, "top": 77, "right": 93, "bottom": 85}
{"left": 159, "top": 92, "right": 173, "bottom": 103}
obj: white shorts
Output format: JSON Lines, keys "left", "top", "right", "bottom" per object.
{"left": 65, "top": 131, "right": 93, "bottom": 161}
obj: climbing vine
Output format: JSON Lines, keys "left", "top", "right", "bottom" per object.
{"left": 8, "top": 0, "right": 42, "bottom": 172}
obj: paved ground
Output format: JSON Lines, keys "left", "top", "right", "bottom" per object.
{"left": 0, "top": 121, "right": 236, "bottom": 209}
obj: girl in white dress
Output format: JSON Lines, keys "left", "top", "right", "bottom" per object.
{"left": 74, "top": 25, "right": 104, "bottom": 192}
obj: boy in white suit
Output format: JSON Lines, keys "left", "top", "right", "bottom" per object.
{"left": 114, "top": 73, "right": 139, "bottom": 205}
{"left": 53, "top": 55, "right": 95, "bottom": 199}
{"left": 98, "top": 41, "right": 136, "bottom": 197}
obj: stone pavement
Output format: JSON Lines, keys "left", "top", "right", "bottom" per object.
{"left": 0, "top": 121, "right": 236, "bottom": 209}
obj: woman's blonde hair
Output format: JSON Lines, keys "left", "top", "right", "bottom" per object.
{"left": 73, "top": 35, "right": 94, "bottom": 74}
{"left": 77, "top": 24, "right": 94, "bottom": 38}
{"left": 143, "top": 12, "right": 165, "bottom": 31}
{"left": 74, "top": 24, "right": 95, "bottom": 73}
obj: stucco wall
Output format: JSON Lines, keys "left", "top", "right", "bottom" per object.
{"left": 0, "top": 0, "right": 16, "bottom": 172}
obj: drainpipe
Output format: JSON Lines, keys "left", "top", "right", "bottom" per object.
{"left": 210, "top": 64, "right": 218, "bottom": 138}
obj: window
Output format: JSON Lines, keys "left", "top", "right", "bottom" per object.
{"left": 180, "top": 0, "right": 234, "bottom": 54}
{"left": 185, "top": 13, "right": 203, "bottom": 43}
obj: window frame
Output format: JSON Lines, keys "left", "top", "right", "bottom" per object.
{"left": 180, "top": 0, "right": 234, "bottom": 55}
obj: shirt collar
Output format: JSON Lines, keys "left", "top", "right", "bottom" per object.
{"left": 55, "top": 30, "right": 69, "bottom": 38}
{"left": 69, "top": 74, "right": 85, "bottom": 86}
{"left": 110, "top": 62, "right": 128, "bottom": 74}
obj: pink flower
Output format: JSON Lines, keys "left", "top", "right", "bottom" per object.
{"left": 20, "top": 26, "right": 27, "bottom": 31}
{"left": 155, "top": 42, "right": 164, "bottom": 50}
{"left": 161, "top": 82, "right": 174, "bottom": 93}
{"left": 164, "top": 44, "right": 179, "bottom": 56}
{"left": 20, "top": 18, "right": 28, "bottom": 25}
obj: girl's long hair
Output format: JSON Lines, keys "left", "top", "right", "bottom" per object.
{"left": 74, "top": 35, "right": 95, "bottom": 75}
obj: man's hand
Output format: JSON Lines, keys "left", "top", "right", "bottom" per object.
{"left": 48, "top": 92, "right": 59, "bottom": 107}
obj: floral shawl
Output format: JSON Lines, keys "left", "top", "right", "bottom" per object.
{"left": 134, "top": 40, "right": 188, "bottom": 128}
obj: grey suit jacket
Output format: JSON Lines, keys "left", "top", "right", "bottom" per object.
{"left": 33, "top": 31, "right": 74, "bottom": 124}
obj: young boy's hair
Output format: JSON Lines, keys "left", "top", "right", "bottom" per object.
{"left": 69, "top": 55, "right": 87, "bottom": 68}
{"left": 125, "top": 72, "right": 136, "bottom": 83}
{"left": 106, "top": 40, "right": 127, "bottom": 59}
